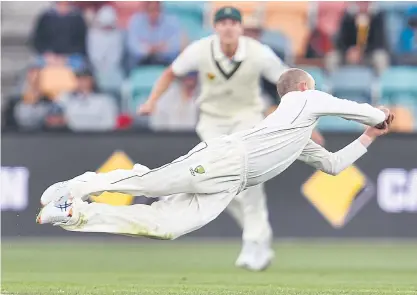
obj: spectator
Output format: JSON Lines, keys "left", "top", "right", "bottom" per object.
{"left": 32, "top": 1, "right": 87, "bottom": 70}
{"left": 326, "top": 1, "right": 389, "bottom": 74}
{"left": 5, "top": 65, "right": 55, "bottom": 130}
{"left": 110, "top": 1, "right": 145, "bottom": 29}
{"left": 150, "top": 73, "right": 198, "bottom": 131}
{"left": 305, "top": 2, "right": 346, "bottom": 58}
{"left": 127, "top": 1, "right": 181, "bottom": 69}
{"left": 87, "top": 5, "right": 124, "bottom": 95}
{"left": 72, "top": 1, "right": 109, "bottom": 25}
{"left": 57, "top": 69, "right": 118, "bottom": 132}
{"left": 397, "top": 6, "right": 417, "bottom": 65}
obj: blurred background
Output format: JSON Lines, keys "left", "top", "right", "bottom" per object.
{"left": 2, "top": 0, "right": 417, "bottom": 237}
{"left": 1, "top": 2, "right": 417, "bottom": 294}
{"left": 1, "top": 1, "right": 417, "bottom": 132}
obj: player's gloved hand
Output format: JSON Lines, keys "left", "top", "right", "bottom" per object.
{"left": 365, "top": 112, "right": 394, "bottom": 139}
{"left": 137, "top": 100, "right": 156, "bottom": 115}
{"left": 375, "top": 106, "right": 394, "bottom": 129}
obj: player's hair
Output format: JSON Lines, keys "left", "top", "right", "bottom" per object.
{"left": 276, "top": 68, "right": 312, "bottom": 97}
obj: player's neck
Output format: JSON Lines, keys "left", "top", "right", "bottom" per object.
{"left": 221, "top": 43, "right": 238, "bottom": 59}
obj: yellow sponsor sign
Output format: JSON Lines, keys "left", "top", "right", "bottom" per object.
{"left": 90, "top": 151, "right": 134, "bottom": 206}
{"left": 302, "top": 166, "right": 370, "bottom": 228}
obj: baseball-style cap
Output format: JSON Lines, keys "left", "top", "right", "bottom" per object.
{"left": 214, "top": 6, "right": 242, "bottom": 23}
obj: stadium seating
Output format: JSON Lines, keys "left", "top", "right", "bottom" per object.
{"left": 316, "top": 116, "right": 365, "bottom": 132}
{"left": 261, "top": 30, "right": 293, "bottom": 64}
{"left": 163, "top": 1, "right": 206, "bottom": 41}
{"left": 39, "top": 66, "right": 77, "bottom": 100}
{"left": 123, "top": 66, "right": 165, "bottom": 113}
{"left": 264, "top": 1, "right": 310, "bottom": 57}
{"left": 163, "top": 1, "right": 206, "bottom": 20}
{"left": 330, "top": 66, "right": 375, "bottom": 103}
{"left": 299, "top": 66, "right": 327, "bottom": 91}
{"left": 380, "top": 67, "right": 417, "bottom": 97}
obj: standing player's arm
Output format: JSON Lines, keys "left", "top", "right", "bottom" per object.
{"left": 307, "top": 90, "right": 387, "bottom": 127}
{"left": 261, "top": 45, "right": 288, "bottom": 117}
{"left": 298, "top": 123, "right": 390, "bottom": 176}
{"left": 138, "top": 41, "right": 200, "bottom": 114}
{"left": 261, "top": 45, "right": 289, "bottom": 86}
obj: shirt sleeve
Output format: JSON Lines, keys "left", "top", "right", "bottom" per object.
{"left": 306, "top": 90, "right": 386, "bottom": 127}
{"left": 126, "top": 15, "right": 149, "bottom": 59}
{"left": 297, "top": 139, "right": 368, "bottom": 176}
{"left": 261, "top": 45, "right": 288, "bottom": 84}
{"left": 171, "top": 41, "right": 201, "bottom": 76}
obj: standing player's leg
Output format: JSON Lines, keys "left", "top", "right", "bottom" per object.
{"left": 196, "top": 114, "right": 273, "bottom": 271}
{"left": 234, "top": 185, "right": 273, "bottom": 270}
{"left": 230, "top": 114, "right": 274, "bottom": 271}
{"left": 196, "top": 119, "right": 246, "bottom": 230}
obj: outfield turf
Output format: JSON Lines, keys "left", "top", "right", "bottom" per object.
{"left": 2, "top": 239, "right": 417, "bottom": 295}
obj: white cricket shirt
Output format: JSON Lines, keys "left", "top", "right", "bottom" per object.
{"left": 171, "top": 35, "right": 287, "bottom": 119}
{"left": 231, "top": 90, "right": 387, "bottom": 186}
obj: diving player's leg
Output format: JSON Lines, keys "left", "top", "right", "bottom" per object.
{"left": 39, "top": 189, "right": 239, "bottom": 240}
{"left": 70, "top": 142, "right": 211, "bottom": 200}
{"left": 40, "top": 164, "right": 152, "bottom": 207}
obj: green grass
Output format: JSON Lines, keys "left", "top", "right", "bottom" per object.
{"left": 2, "top": 239, "right": 417, "bottom": 295}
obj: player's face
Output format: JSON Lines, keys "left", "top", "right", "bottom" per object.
{"left": 215, "top": 19, "right": 243, "bottom": 45}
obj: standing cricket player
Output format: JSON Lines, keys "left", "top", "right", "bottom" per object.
{"left": 38, "top": 69, "right": 393, "bottom": 264}
{"left": 138, "top": 6, "right": 301, "bottom": 271}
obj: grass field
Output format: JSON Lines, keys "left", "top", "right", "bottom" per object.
{"left": 2, "top": 239, "right": 417, "bottom": 295}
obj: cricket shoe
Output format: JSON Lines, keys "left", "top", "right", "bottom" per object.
{"left": 235, "top": 241, "right": 275, "bottom": 271}
{"left": 40, "top": 181, "right": 71, "bottom": 207}
{"left": 36, "top": 200, "right": 73, "bottom": 225}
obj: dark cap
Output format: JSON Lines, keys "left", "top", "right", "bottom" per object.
{"left": 214, "top": 6, "right": 242, "bottom": 23}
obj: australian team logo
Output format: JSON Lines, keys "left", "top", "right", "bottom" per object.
{"left": 207, "top": 72, "right": 216, "bottom": 81}
{"left": 190, "top": 165, "right": 206, "bottom": 176}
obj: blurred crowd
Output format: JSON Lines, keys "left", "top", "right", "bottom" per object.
{"left": 2, "top": 1, "right": 417, "bottom": 132}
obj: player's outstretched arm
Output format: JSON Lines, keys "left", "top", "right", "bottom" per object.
{"left": 308, "top": 90, "right": 387, "bottom": 127}
{"left": 137, "top": 67, "right": 177, "bottom": 115}
{"left": 298, "top": 120, "right": 392, "bottom": 176}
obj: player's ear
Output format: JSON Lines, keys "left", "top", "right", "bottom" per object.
{"left": 299, "top": 81, "right": 308, "bottom": 92}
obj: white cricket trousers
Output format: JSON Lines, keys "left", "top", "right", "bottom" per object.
{"left": 196, "top": 113, "right": 273, "bottom": 244}
{"left": 62, "top": 137, "right": 247, "bottom": 240}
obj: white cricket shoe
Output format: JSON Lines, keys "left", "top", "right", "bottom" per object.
{"left": 40, "top": 181, "right": 71, "bottom": 207}
{"left": 36, "top": 200, "right": 73, "bottom": 225}
{"left": 235, "top": 241, "right": 275, "bottom": 271}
